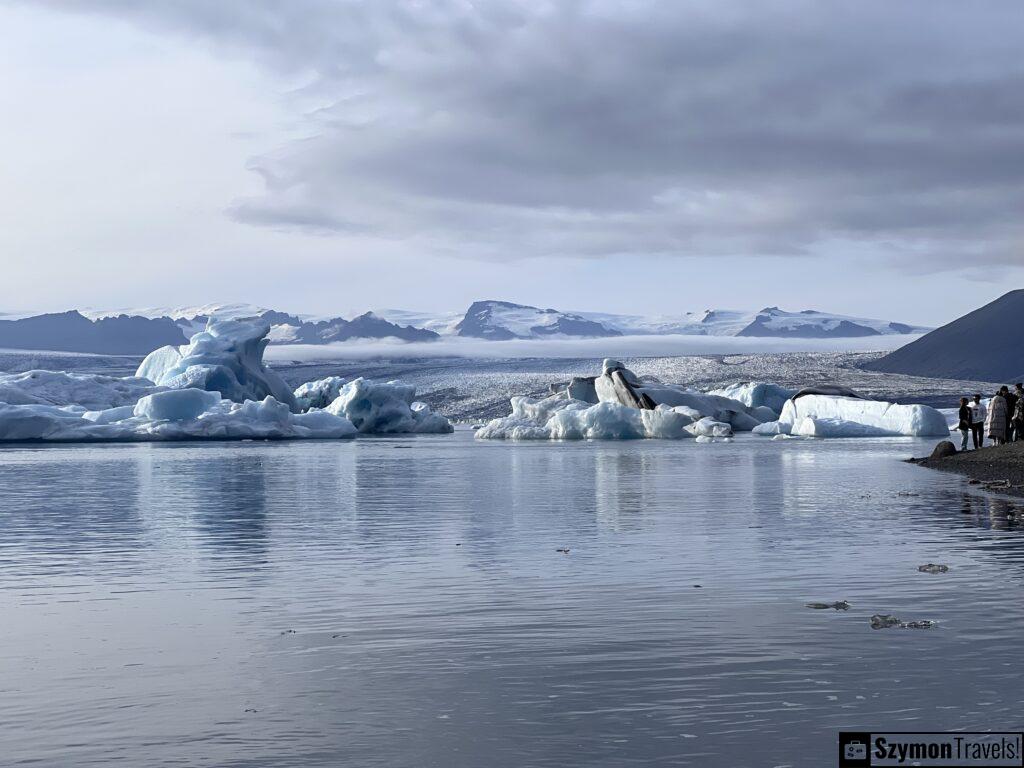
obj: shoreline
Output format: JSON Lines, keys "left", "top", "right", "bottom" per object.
{"left": 915, "top": 440, "right": 1024, "bottom": 499}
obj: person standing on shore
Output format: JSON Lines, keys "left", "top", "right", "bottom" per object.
{"left": 1004, "top": 385, "right": 1019, "bottom": 443}
{"left": 1012, "top": 383, "right": 1024, "bottom": 442}
{"left": 1014, "top": 385, "right": 1024, "bottom": 442}
{"left": 957, "top": 397, "right": 972, "bottom": 450}
{"left": 987, "top": 388, "right": 1008, "bottom": 446}
{"left": 970, "top": 394, "right": 987, "bottom": 449}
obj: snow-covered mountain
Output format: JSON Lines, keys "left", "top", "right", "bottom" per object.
{"left": 453, "top": 300, "right": 622, "bottom": 340}
{"left": 6, "top": 301, "right": 928, "bottom": 355}
{"left": 83, "top": 305, "right": 439, "bottom": 345}
{"left": 409, "top": 301, "right": 927, "bottom": 340}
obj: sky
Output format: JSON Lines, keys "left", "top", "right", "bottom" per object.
{"left": 1, "top": 0, "right": 1023, "bottom": 327}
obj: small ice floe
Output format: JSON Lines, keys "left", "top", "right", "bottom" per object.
{"left": 917, "top": 563, "right": 950, "bottom": 574}
{"left": 870, "top": 614, "right": 935, "bottom": 629}
{"left": 806, "top": 601, "right": 850, "bottom": 610}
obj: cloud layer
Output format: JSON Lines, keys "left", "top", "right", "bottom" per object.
{"left": 31, "top": 1, "right": 1024, "bottom": 270}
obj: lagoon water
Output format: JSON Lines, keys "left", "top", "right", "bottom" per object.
{"left": 2, "top": 432, "right": 1023, "bottom": 767}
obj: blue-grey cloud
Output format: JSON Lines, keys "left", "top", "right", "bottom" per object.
{"left": 25, "top": 0, "right": 1024, "bottom": 269}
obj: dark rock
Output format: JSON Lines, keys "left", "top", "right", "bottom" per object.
{"left": 917, "top": 563, "right": 949, "bottom": 573}
{"left": 929, "top": 441, "right": 957, "bottom": 460}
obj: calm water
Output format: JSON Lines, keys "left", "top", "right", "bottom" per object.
{"left": 1, "top": 432, "right": 1023, "bottom": 767}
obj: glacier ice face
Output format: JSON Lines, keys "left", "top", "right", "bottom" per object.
{"left": 324, "top": 378, "right": 453, "bottom": 434}
{"left": 136, "top": 319, "right": 297, "bottom": 411}
{"left": 0, "top": 370, "right": 160, "bottom": 410}
{"left": 776, "top": 394, "right": 950, "bottom": 437}
{"left": 294, "top": 376, "right": 348, "bottom": 411}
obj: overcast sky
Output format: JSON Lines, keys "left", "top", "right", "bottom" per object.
{"left": 2, "top": 1, "right": 1022, "bottom": 325}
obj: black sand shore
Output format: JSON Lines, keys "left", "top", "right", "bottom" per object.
{"left": 917, "top": 441, "right": 1024, "bottom": 499}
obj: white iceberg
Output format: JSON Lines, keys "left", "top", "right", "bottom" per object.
{"left": 763, "top": 394, "right": 950, "bottom": 438}
{"left": 137, "top": 318, "right": 297, "bottom": 411}
{"left": 294, "top": 376, "right": 348, "bottom": 411}
{"left": 324, "top": 378, "right": 453, "bottom": 434}
{"left": 0, "top": 370, "right": 160, "bottom": 410}
{"left": 706, "top": 382, "right": 794, "bottom": 416}
{"left": 0, "top": 391, "right": 357, "bottom": 442}
{"left": 475, "top": 394, "right": 697, "bottom": 440}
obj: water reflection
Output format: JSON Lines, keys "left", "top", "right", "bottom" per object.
{"left": 1, "top": 435, "right": 1024, "bottom": 768}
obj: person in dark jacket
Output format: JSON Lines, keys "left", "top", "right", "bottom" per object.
{"left": 1011, "top": 383, "right": 1024, "bottom": 442}
{"left": 1005, "top": 385, "right": 1019, "bottom": 443}
{"left": 970, "top": 394, "right": 986, "bottom": 449}
{"left": 957, "top": 396, "right": 972, "bottom": 450}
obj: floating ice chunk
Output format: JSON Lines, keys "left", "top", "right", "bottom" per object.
{"left": 325, "top": 378, "right": 452, "bottom": 434}
{"left": 707, "top": 382, "right": 795, "bottom": 415}
{"left": 81, "top": 405, "right": 137, "bottom": 424}
{"left": 134, "top": 389, "right": 223, "bottom": 421}
{"left": 475, "top": 395, "right": 695, "bottom": 440}
{"left": 0, "top": 393, "right": 358, "bottom": 442}
{"left": 294, "top": 376, "right": 348, "bottom": 411}
{"left": 136, "top": 319, "right": 297, "bottom": 411}
{"left": 0, "top": 370, "right": 160, "bottom": 410}
{"left": 686, "top": 417, "right": 733, "bottom": 438}
{"left": 779, "top": 395, "right": 949, "bottom": 437}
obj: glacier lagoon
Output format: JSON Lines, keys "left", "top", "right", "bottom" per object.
{"left": 2, "top": 432, "right": 1024, "bottom": 767}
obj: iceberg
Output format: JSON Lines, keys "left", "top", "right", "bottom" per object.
{"left": 0, "top": 391, "right": 357, "bottom": 442}
{"left": 136, "top": 319, "right": 298, "bottom": 411}
{"left": 294, "top": 376, "right": 348, "bottom": 411}
{"left": 706, "top": 382, "right": 794, "bottom": 416}
{"left": 324, "top": 378, "right": 453, "bottom": 434}
{"left": 475, "top": 394, "right": 699, "bottom": 440}
{"left": 0, "top": 370, "right": 160, "bottom": 410}
{"left": 768, "top": 394, "right": 950, "bottom": 437}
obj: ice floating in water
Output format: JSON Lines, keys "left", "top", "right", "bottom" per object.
{"left": 137, "top": 318, "right": 298, "bottom": 411}
{"left": 0, "top": 392, "right": 357, "bottom": 442}
{"left": 0, "top": 319, "right": 450, "bottom": 441}
{"left": 475, "top": 395, "right": 698, "bottom": 440}
{"left": 477, "top": 360, "right": 770, "bottom": 441}
{"left": 294, "top": 376, "right": 348, "bottom": 411}
{"left": 707, "top": 382, "right": 794, "bottom": 415}
{"left": 0, "top": 370, "right": 160, "bottom": 410}
{"left": 325, "top": 378, "right": 453, "bottom": 434}
{"left": 757, "top": 394, "right": 950, "bottom": 438}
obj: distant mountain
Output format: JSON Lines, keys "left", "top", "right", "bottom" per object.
{"left": 268, "top": 312, "right": 439, "bottom": 344}
{"left": 85, "top": 305, "right": 440, "bottom": 345}
{"left": 576, "top": 306, "right": 928, "bottom": 338}
{"left": 863, "top": 290, "right": 1024, "bottom": 382}
{"left": 454, "top": 300, "right": 622, "bottom": 340}
{"left": 0, "top": 311, "right": 188, "bottom": 355}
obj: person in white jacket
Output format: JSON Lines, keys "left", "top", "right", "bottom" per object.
{"left": 970, "top": 394, "right": 987, "bottom": 449}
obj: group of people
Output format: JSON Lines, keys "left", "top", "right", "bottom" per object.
{"left": 957, "top": 384, "right": 1024, "bottom": 450}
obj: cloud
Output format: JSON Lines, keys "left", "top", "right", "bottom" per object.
{"left": 27, "top": 0, "right": 1024, "bottom": 270}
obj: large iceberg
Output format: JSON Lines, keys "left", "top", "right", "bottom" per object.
{"left": 137, "top": 319, "right": 298, "bottom": 411}
{"left": 325, "top": 378, "right": 453, "bottom": 434}
{"left": 475, "top": 394, "right": 705, "bottom": 440}
{"left": 476, "top": 360, "right": 766, "bottom": 441}
{"left": 0, "top": 319, "right": 452, "bottom": 442}
{"left": 0, "top": 391, "right": 357, "bottom": 442}
{"left": 758, "top": 394, "right": 950, "bottom": 438}
{"left": 0, "top": 370, "right": 160, "bottom": 410}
